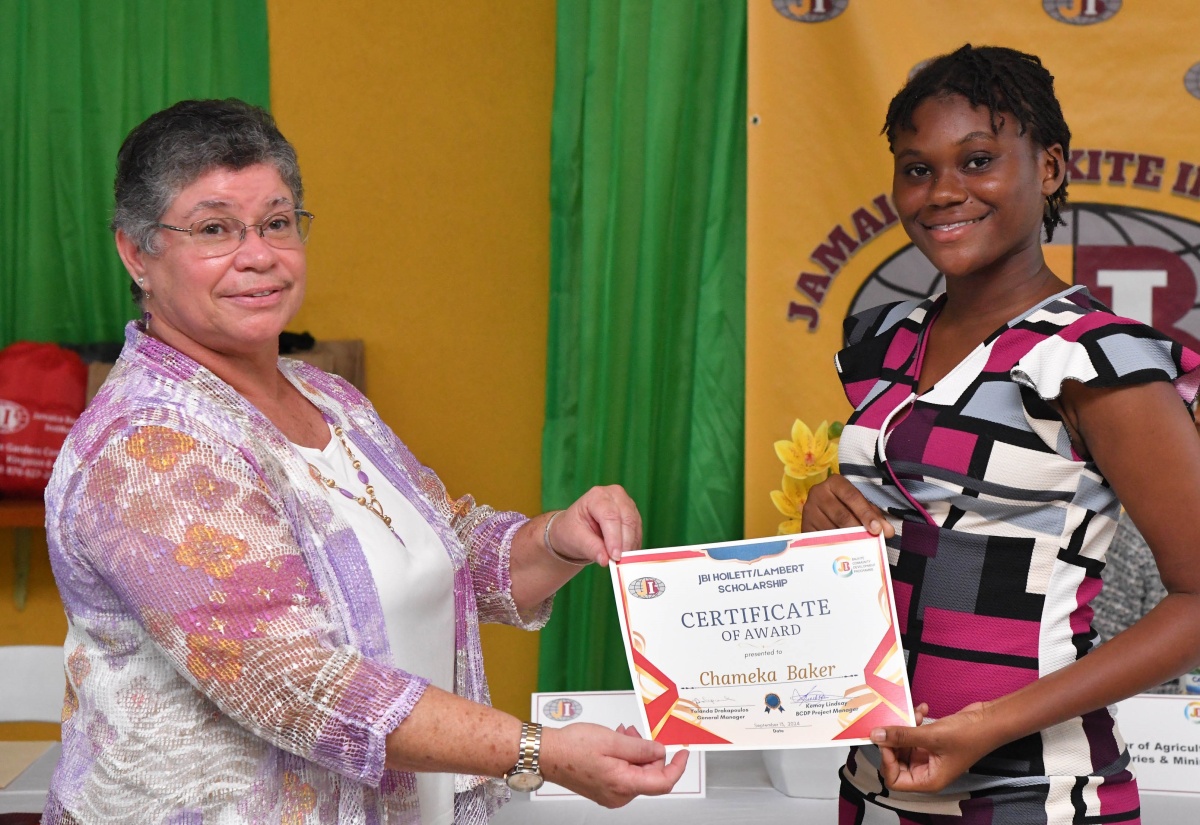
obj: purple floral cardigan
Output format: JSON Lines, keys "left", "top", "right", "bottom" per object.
{"left": 42, "top": 321, "right": 549, "bottom": 824}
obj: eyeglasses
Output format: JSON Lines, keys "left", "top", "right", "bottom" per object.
{"left": 155, "top": 210, "right": 314, "bottom": 258}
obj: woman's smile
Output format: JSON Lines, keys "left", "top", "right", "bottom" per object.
{"left": 224, "top": 282, "right": 292, "bottom": 305}
{"left": 921, "top": 213, "right": 989, "bottom": 241}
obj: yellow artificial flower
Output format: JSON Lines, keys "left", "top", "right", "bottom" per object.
{"left": 774, "top": 419, "right": 839, "bottom": 481}
{"left": 770, "top": 473, "right": 820, "bottom": 535}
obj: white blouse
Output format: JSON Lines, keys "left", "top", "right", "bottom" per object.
{"left": 296, "top": 425, "right": 456, "bottom": 824}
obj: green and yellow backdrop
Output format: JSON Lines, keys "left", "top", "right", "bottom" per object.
{"left": 5, "top": 0, "right": 1200, "bottom": 745}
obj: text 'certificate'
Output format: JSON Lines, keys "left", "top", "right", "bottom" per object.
{"left": 611, "top": 528, "right": 914, "bottom": 750}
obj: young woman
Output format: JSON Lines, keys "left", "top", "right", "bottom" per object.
{"left": 803, "top": 45, "right": 1200, "bottom": 823}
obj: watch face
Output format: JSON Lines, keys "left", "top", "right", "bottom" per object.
{"left": 505, "top": 770, "right": 544, "bottom": 793}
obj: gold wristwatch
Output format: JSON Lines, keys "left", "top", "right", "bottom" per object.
{"left": 503, "top": 721, "right": 545, "bottom": 792}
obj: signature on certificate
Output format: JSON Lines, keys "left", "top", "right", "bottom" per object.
{"left": 791, "top": 684, "right": 835, "bottom": 703}
{"left": 691, "top": 694, "right": 740, "bottom": 709}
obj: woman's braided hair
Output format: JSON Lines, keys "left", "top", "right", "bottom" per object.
{"left": 883, "top": 44, "right": 1072, "bottom": 242}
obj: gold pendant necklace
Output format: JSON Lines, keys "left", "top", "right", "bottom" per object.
{"left": 307, "top": 425, "right": 405, "bottom": 545}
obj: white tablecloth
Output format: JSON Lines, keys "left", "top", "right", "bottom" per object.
{"left": 4, "top": 745, "right": 1192, "bottom": 821}
{"left": 492, "top": 750, "right": 1197, "bottom": 824}
{"left": 492, "top": 750, "right": 835, "bottom": 824}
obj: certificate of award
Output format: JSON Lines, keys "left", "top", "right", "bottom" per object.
{"left": 611, "top": 528, "right": 914, "bottom": 750}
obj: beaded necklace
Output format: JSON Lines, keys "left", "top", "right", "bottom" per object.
{"left": 307, "top": 425, "right": 405, "bottom": 545}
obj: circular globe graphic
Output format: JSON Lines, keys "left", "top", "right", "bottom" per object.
{"left": 1185, "top": 62, "right": 1200, "bottom": 102}
{"left": 1042, "top": 0, "right": 1121, "bottom": 25}
{"left": 848, "top": 203, "right": 1200, "bottom": 352}
{"left": 772, "top": 0, "right": 849, "bottom": 24}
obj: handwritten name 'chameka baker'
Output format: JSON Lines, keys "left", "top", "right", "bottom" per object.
{"left": 697, "top": 662, "right": 838, "bottom": 686}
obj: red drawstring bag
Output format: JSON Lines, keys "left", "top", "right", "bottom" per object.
{"left": 0, "top": 342, "right": 87, "bottom": 498}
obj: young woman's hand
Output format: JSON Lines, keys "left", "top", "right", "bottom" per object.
{"left": 870, "top": 701, "right": 997, "bottom": 793}
{"left": 801, "top": 475, "right": 895, "bottom": 537}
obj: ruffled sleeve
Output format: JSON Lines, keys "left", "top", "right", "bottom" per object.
{"left": 1010, "top": 313, "right": 1200, "bottom": 460}
{"left": 1010, "top": 312, "right": 1200, "bottom": 406}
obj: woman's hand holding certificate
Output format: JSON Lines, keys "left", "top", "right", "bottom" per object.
{"left": 610, "top": 528, "right": 915, "bottom": 750}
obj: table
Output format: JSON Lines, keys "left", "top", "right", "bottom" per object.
{"left": 0, "top": 500, "right": 44, "bottom": 611}
{"left": 4, "top": 745, "right": 1192, "bottom": 819}
{"left": 492, "top": 750, "right": 1197, "bottom": 824}
{"left": 493, "top": 751, "right": 835, "bottom": 824}
{"left": 0, "top": 746, "right": 830, "bottom": 821}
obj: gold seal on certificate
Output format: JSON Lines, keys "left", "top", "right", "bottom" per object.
{"left": 611, "top": 528, "right": 914, "bottom": 750}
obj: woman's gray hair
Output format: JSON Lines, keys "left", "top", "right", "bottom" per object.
{"left": 112, "top": 99, "right": 304, "bottom": 305}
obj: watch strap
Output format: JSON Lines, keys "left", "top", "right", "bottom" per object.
{"left": 512, "top": 721, "right": 542, "bottom": 775}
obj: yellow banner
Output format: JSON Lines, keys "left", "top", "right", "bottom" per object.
{"left": 747, "top": 0, "right": 1200, "bottom": 536}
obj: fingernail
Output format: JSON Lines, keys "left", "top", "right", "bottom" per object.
{"left": 869, "top": 520, "right": 881, "bottom": 534}
{"left": 871, "top": 728, "right": 886, "bottom": 742}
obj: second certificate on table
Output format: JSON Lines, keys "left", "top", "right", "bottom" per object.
{"left": 611, "top": 528, "right": 914, "bottom": 750}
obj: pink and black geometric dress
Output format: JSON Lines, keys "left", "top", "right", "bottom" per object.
{"left": 833, "top": 285, "right": 1200, "bottom": 824}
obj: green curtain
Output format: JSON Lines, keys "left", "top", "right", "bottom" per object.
{"left": 0, "top": 1, "right": 270, "bottom": 348}
{"left": 538, "top": 0, "right": 747, "bottom": 691}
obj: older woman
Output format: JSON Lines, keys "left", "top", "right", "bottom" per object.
{"left": 42, "top": 99, "right": 685, "bottom": 824}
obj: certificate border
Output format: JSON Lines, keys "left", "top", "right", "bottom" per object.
{"left": 610, "top": 527, "right": 915, "bottom": 751}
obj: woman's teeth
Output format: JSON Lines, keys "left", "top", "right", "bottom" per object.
{"left": 933, "top": 218, "right": 979, "bottom": 231}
